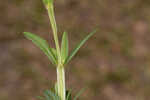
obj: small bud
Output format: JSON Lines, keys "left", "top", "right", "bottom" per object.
{"left": 42, "top": 0, "right": 53, "bottom": 8}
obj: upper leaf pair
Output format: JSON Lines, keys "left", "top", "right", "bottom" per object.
{"left": 24, "top": 30, "right": 97, "bottom": 66}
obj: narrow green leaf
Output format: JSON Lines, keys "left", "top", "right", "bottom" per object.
{"left": 51, "top": 48, "right": 57, "bottom": 61}
{"left": 24, "top": 32, "right": 57, "bottom": 65}
{"left": 66, "top": 90, "right": 72, "bottom": 100}
{"left": 73, "top": 88, "right": 85, "bottom": 100}
{"left": 45, "top": 90, "right": 55, "bottom": 100}
{"left": 45, "top": 90, "right": 60, "bottom": 100}
{"left": 37, "top": 96, "right": 45, "bottom": 100}
{"left": 61, "top": 32, "right": 69, "bottom": 64}
{"left": 65, "top": 30, "right": 97, "bottom": 64}
{"left": 54, "top": 82, "right": 58, "bottom": 96}
{"left": 44, "top": 90, "right": 51, "bottom": 100}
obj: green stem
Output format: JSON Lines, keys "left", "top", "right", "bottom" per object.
{"left": 57, "top": 66, "right": 66, "bottom": 100}
{"left": 46, "top": 2, "right": 65, "bottom": 100}
{"left": 47, "top": 4, "right": 61, "bottom": 63}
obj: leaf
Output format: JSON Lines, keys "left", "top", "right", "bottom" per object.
{"left": 44, "top": 90, "right": 51, "bottom": 100}
{"left": 45, "top": 90, "right": 55, "bottom": 100}
{"left": 38, "top": 89, "right": 60, "bottom": 100}
{"left": 51, "top": 48, "right": 57, "bottom": 61}
{"left": 61, "top": 32, "right": 69, "bottom": 64}
{"left": 37, "top": 96, "right": 45, "bottom": 100}
{"left": 66, "top": 90, "right": 72, "bottom": 100}
{"left": 45, "top": 90, "right": 60, "bottom": 100}
{"left": 24, "top": 32, "right": 57, "bottom": 65}
{"left": 54, "top": 82, "right": 58, "bottom": 95}
{"left": 65, "top": 30, "right": 97, "bottom": 64}
{"left": 73, "top": 88, "right": 85, "bottom": 100}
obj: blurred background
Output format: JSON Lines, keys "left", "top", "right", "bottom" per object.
{"left": 1, "top": 0, "right": 150, "bottom": 100}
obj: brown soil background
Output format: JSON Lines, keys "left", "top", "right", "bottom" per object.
{"left": 0, "top": 0, "right": 150, "bottom": 100}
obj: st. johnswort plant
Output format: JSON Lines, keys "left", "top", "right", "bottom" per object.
{"left": 24, "top": 0, "right": 96, "bottom": 100}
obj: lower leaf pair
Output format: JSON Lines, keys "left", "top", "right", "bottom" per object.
{"left": 37, "top": 87, "right": 85, "bottom": 100}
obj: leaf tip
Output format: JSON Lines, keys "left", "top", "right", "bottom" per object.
{"left": 23, "top": 32, "right": 29, "bottom": 35}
